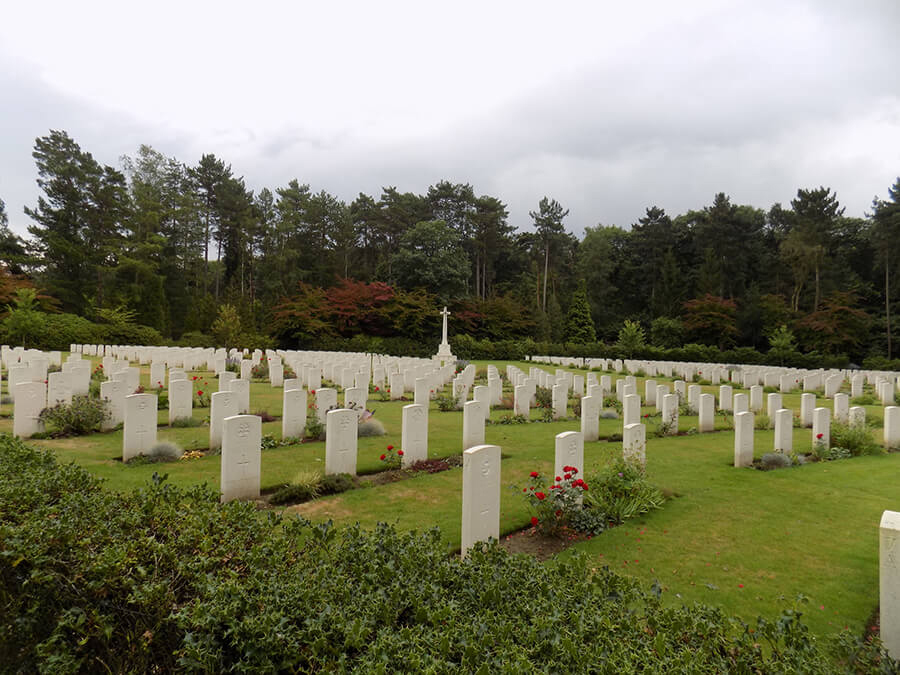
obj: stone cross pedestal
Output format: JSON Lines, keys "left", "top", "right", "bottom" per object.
{"left": 434, "top": 306, "right": 456, "bottom": 366}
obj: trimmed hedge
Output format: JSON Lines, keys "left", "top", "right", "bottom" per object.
{"left": 0, "top": 437, "right": 890, "bottom": 672}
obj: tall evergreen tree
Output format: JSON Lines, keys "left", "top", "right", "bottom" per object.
{"left": 564, "top": 285, "right": 597, "bottom": 343}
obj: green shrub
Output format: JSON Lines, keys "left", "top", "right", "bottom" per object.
{"left": 0, "top": 438, "right": 893, "bottom": 672}
{"left": 270, "top": 482, "right": 316, "bottom": 505}
{"left": 584, "top": 459, "right": 665, "bottom": 525}
{"left": 38, "top": 396, "right": 109, "bottom": 436}
{"left": 435, "top": 391, "right": 459, "bottom": 412}
{"left": 534, "top": 386, "right": 552, "bottom": 409}
{"left": 830, "top": 422, "right": 882, "bottom": 457}
{"left": 358, "top": 418, "right": 386, "bottom": 437}
{"left": 170, "top": 416, "right": 203, "bottom": 428}
{"left": 851, "top": 394, "right": 879, "bottom": 406}
{"left": 754, "top": 414, "right": 771, "bottom": 430}
{"left": 318, "top": 472, "right": 356, "bottom": 495}
{"left": 148, "top": 442, "right": 182, "bottom": 460}
{"left": 761, "top": 452, "right": 792, "bottom": 470}
{"left": 305, "top": 409, "right": 325, "bottom": 440}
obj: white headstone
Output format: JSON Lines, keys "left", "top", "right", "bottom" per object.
{"left": 463, "top": 400, "right": 486, "bottom": 450}
{"left": 150, "top": 362, "right": 165, "bottom": 389}
{"left": 219, "top": 371, "right": 236, "bottom": 391}
{"left": 240, "top": 359, "right": 253, "bottom": 380}
{"left": 325, "top": 408, "right": 358, "bottom": 476}
{"left": 401, "top": 403, "right": 428, "bottom": 467}
{"left": 270, "top": 363, "right": 284, "bottom": 387}
{"left": 885, "top": 406, "right": 900, "bottom": 450}
{"left": 228, "top": 378, "right": 250, "bottom": 414}
{"left": 623, "top": 422, "right": 646, "bottom": 466}
{"left": 389, "top": 373, "right": 404, "bottom": 400}
{"left": 168, "top": 378, "right": 192, "bottom": 425}
{"left": 210, "top": 391, "right": 239, "bottom": 450}
{"left": 13, "top": 381, "right": 45, "bottom": 438}
{"left": 315, "top": 388, "right": 338, "bottom": 416}
{"left": 344, "top": 386, "right": 367, "bottom": 419}
{"left": 698, "top": 393, "right": 715, "bottom": 432}
{"left": 414, "top": 377, "right": 430, "bottom": 407}
{"left": 220, "top": 414, "right": 261, "bottom": 502}
{"left": 749, "top": 385, "right": 763, "bottom": 413}
{"left": 100, "top": 380, "right": 125, "bottom": 430}
{"left": 473, "top": 385, "right": 491, "bottom": 420}
{"left": 661, "top": 393, "right": 678, "bottom": 435}
{"left": 774, "top": 408, "right": 792, "bottom": 453}
{"left": 580, "top": 395, "right": 599, "bottom": 442}
{"left": 719, "top": 385, "right": 733, "bottom": 412}
{"left": 833, "top": 392, "right": 850, "bottom": 424}
{"left": 623, "top": 393, "right": 640, "bottom": 427}
{"left": 812, "top": 407, "right": 831, "bottom": 451}
{"left": 734, "top": 411, "right": 754, "bottom": 467}
{"left": 123, "top": 393, "right": 157, "bottom": 462}
{"left": 849, "top": 405, "right": 866, "bottom": 428}
{"left": 555, "top": 431, "right": 584, "bottom": 483}
{"left": 514, "top": 385, "right": 530, "bottom": 416}
{"left": 733, "top": 393, "right": 749, "bottom": 415}
{"left": 766, "top": 393, "right": 783, "bottom": 420}
{"left": 880, "top": 510, "right": 900, "bottom": 659}
{"left": 282, "top": 388, "right": 307, "bottom": 439}
{"left": 46, "top": 371, "right": 72, "bottom": 407}
{"left": 461, "top": 444, "right": 500, "bottom": 557}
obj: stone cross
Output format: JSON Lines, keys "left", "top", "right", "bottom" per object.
{"left": 440, "top": 306, "right": 450, "bottom": 344}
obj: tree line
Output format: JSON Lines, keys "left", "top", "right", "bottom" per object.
{"left": 0, "top": 129, "right": 897, "bottom": 363}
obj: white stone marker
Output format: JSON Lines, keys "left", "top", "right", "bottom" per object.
{"left": 282, "top": 388, "right": 307, "bottom": 439}
{"left": 833, "top": 392, "right": 849, "bottom": 425}
{"left": 698, "top": 393, "right": 715, "bottom": 432}
{"left": 325, "top": 408, "right": 358, "bottom": 476}
{"left": 315, "top": 388, "right": 338, "bottom": 416}
{"left": 344, "top": 386, "right": 367, "bottom": 418}
{"left": 414, "top": 377, "right": 431, "bottom": 406}
{"left": 573, "top": 375, "right": 584, "bottom": 397}
{"left": 210, "top": 391, "right": 239, "bottom": 450}
{"left": 463, "top": 400, "right": 486, "bottom": 451}
{"left": 644, "top": 380, "right": 657, "bottom": 406}
{"left": 150, "top": 362, "right": 165, "bottom": 389}
{"left": 514, "top": 384, "right": 530, "bottom": 417}
{"left": 885, "top": 406, "right": 900, "bottom": 450}
{"left": 551, "top": 384, "right": 567, "bottom": 419}
{"left": 228, "top": 377, "right": 250, "bottom": 414}
{"left": 473, "top": 385, "right": 491, "bottom": 420}
{"left": 719, "top": 385, "right": 733, "bottom": 411}
{"left": 851, "top": 374, "right": 865, "bottom": 398}
{"left": 47, "top": 371, "right": 72, "bottom": 406}
{"left": 13, "top": 381, "right": 45, "bottom": 439}
{"left": 270, "top": 363, "right": 284, "bottom": 387}
{"left": 774, "top": 409, "right": 793, "bottom": 453}
{"left": 7, "top": 365, "right": 29, "bottom": 402}
{"left": 488, "top": 376, "right": 502, "bottom": 406}
{"left": 766, "top": 393, "right": 782, "bottom": 420}
{"left": 123, "top": 393, "right": 157, "bottom": 462}
{"left": 240, "top": 359, "right": 253, "bottom": 380}
{"left": 733, "top": 393, "right": 749, "bottom": 415}
{"left": 389, "top": 373, "right": 404, "bottom": 400}
{"left": 307, "top": 368, "right": 322, "bottom": 391}
{"left": 623, "top": 393, "right": 641, "bottom": 427}
{"left": 623, "top": 423, "right": 646, "bottom": 466}
{"left": 219, "top": 371, "right": 236, "bottom": 390}
{"left": 812, "top": 407, "right": 831, "bottom": 451}
{"left": 461, "top": 444, "right": 500, "bottom": 558}
{"left": 220, "top": 414, "right": 262, "bottom": 503}
{"left": 555, "top": 430, "right": 584, "bottom": 479}
{"left": 655, "top": 384, "right": 668, "bottom": 411}
{"left": 168, "top": 378, "right": 192, "bottom": 425}
{"left": 880, "top": 510, "right": 900, "bottom": 659}
{"left": 580, "top": 395, "right": 599, "bottom": 442}
{"left": 661, "top": 393, "right": 678, "bottom": 434}
{"left": 100, "top": 380, "right": 125, "bottom": 430}
{"left": 849, "top": 405, "right": 866, "bottom": 428}
{"left": 401, "top": 403, "right": 428, "bottom": 467}
{"left": 687, "top": 384, "right": 701, "bottom": 414}
{"left": 799, "top": 392, "right": 815, "bottom": 428}
{"left": 749, "top": 385, "right": 763, "bottom": 413}
{"left": 734, "top": 411, "right": 755, "bottom": 467}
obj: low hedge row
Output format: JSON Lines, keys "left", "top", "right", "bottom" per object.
{"left": 0, "top": 437, "right": 890, "bottom": 672}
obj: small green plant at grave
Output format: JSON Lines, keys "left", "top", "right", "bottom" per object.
{"left": 270, "top": 469, "right": 323, "bottom": 505}
{"left": 830, "top": 422, "right": 882, "bottom": 457}
{"left": 571, "top": 395, "right": 582, "bottom": 417}
{"left": 696, "top": 378, "right": 711, "bottom": 386}
{"left": 374, "top": 385, "right": 390, "bottom": 401}
{"left": 584, "top": 458, "right": 665, "bottom": 525}
{"left": 88, "top": 379, "right": 101, "bottom": 398}
{"left": 305, "top": 407, "right": 325, "bottom": 441}
{"left": 281, "top": 436, "right": 302, "bottom": 446}
{"left": 718, "top": 409, "right": 734, "bottom": 429}
{"left": 251, "top": 360, "right": 269, "bottom": 380}
{"left": 318, "top": 472, "right": 356, "bottom": 495}
{"left": 497, "top": 413, "right": 529, "bottom": 425}
{"left": 792, "top": 415, "right": 806, "bottom": 428}
{"left": 193, "top": 388, "right": 210, "bottom": 408}
{"left": 851, "top": 393, "right": 879, "bottom": 406}
{"left": 261, "top": 434, "right": 279, "bottom": 450}
{"left": 91, "top": 364, "right": 105, "bottom": 381}
{"left": 754, "top": 414, "right": 772, "bottom": 430}
{"left": 760, "top": 452, "right": 793, "bottom": 470}
{"left": 602, "top": 396, "right": 623, "bottom": 414}
{"left": 539, "top": 406, "right": 555, "bottom": 423}
{"left": 157, "top": 389, "right": 169, "bottom": 410}
{"left": 170, "top": 416, "right": 203, "bottom": 428}
{"left": 763, "top": 385, "right": 778, "bottom": 394}
{"left": 38, "top": 396, "right": 109, "bottom": 437}
{"left": 379, "top": 444, "right": 403, "bottom": 470}
{"left": 435, "top": 391, "right": 459, "bottom": 412}
{"left": 895, "top": 390, "right": 900, "bottom": 406}
{"left": 534, "top": 386, "right": 552, "bottom": 410}
{"left": 225, "top": 357, "right": 240, "bottom": 373}
{"left": 518, "top": 465, "right": 592, "bottom": 538}
{"left": 634, "top": 368, "right": 646, "bottom": 378}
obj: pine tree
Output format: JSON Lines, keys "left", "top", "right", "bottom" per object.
{"left": 564, "top": 287, "right": 597, "bottom": 343}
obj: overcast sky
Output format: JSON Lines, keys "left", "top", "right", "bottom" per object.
{"left": 1, "top": 0, "right": 897, "bottom": 239}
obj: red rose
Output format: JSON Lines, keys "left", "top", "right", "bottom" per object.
{"left": 397, "top": 450, "right": 404, "bottom": 456}
{"left": 574, "top": 479, "right": 584, "bottom": 486}
{"left": 375, "top": 386, "right": 379, "bottom": 391}
{"left": 571, "top": 467, "right": 578, "bottom": 474}
{"left": 380, "top": 454, "right": 386, "bottom": 460}
{"left": 816, "top": 433, "right": 823, "bottom": 439}
{"left": 310, "top": 390, "right": 316, "bottom": 395}
{"left": 555, "top": 510, "right": 562, "bottom": 517}
{"left": 387, "top": 445, "right": 394, "bottom": 451}
{"left": 564, "top": 473, "right": 571, "bottom": 480}
{"left": 581, "top": 484, "right": 589, "bottom": 491}
{"left": 535, "top": 492, "right": 546, "bottom": 500}
{"left": 197, "top": 390, "right": 203, "bottom": 396}
{"left": 531, "top": 516, "right": 538, "bottom": 526}
{"left": 555, "top": 476, "right": 562, "bottom": 482}
{"left": 530, "top": 471, "right": 539, "bottom": 478}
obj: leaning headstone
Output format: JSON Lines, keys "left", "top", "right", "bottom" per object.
{"left": 461, "top": 444, "right": 500, "bottom": 558}
{"left": 123, "top": 393, "right": 157, "bottom": 462}
{"left": 210, "top": 391, "right": 239, "bottom": 450}
{"left": 555, "top": 431, "right": 584, "bottom": 479}
{"left": 100, "top": 380, "right": 125, "bottom": 430}
{"left": 401, "top": 403, "right": 428, "bottom": 467}
{"left": 698, "top": 393, "right": 715, "bottom": 432}
{"left": 580, "top": 395, "right": 599, "bottom": 442}
{"left": 282, "top": 388, "right": 307, "bottom": 439}
{"left": 220, "top": 414, "right": 262, "bottom": 503}
{"left": 734, "top": 411, "right": 754, "bottom": 467}
{"left": 774, "top": 409, "right": 793, "bottom": 453}
{"left": 168, "top": 379, "right": 192, "bottom": 425}
{"left": 13, "top": 381, "right": 45, "bottom": 439}
{"left": 623, "top": 423, "right": 646, "bottom": 466}
{"left": 325, "top": 408, "right": 358, "bottom": 476}
{"left": 885, "top": 406, "right": 900, "bottom": 450}
{"left": 880, "top": 510, "right": 900, "bottom": 659}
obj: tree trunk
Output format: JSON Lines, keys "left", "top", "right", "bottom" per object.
{"left": 814, "top": 263, "right": 820, "bottom": 311}
{"left": 542, "top": 243, "right": 549, "bottom": 313}
{"left": 887, "top": 249, "right": 892, "bottom": 359}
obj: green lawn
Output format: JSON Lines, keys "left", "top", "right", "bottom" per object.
{"left": 8, "top": 355, "right": 899, "bottom": 641}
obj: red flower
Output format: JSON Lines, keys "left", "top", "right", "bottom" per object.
{"left": 555, "top": 476, "right": 562, "bottom": 482}
{"left": 738, "top": 584, "right": 744, "bottom": 588}
{"left": 531, "top": 516, "right": 539, "bottom": 526}
{"left": 555, "top": 510, "right": 562, "bottom": 517}
{"left": 98, "top": 364, "right": 103, "bottom": 369}
{"left": 574, "top": 479, "right": 584, "bottom": 486}
{"left": 197, "top": 390, "right": 203, "bottom": 396}
{"left": 564, "top": 473, "right": 572, "bottom": 480}
{"left": 397, "top": 450, "right": 404, "bottom": 456}
{"left": 387, "top": 445, "right": 394, "bottom": 451}
{"left": 581, "top": 483, "right": 589, "bottom": 491}
{"left": 535, "top": 492, "right": 546, "bottom": 500}
{"left": 374, "top": 386, "right": 379, "bottom": 391}
{"left": 571, "top": 467, "right": 578, "bottom": 474}
{"left": 529, "top": 471, "right": 539, "bottom": 478}
{"left": 380, "top": 454, "right": 386, "bottom": 460}
{"left": 816, "top": 433, "right": 823, "bottom": 439}
{"left": 192, "top": 376, "right": 198, "bottom": 380}
{"left": 310, "top": 389, "right": 316, "bottom": 395}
